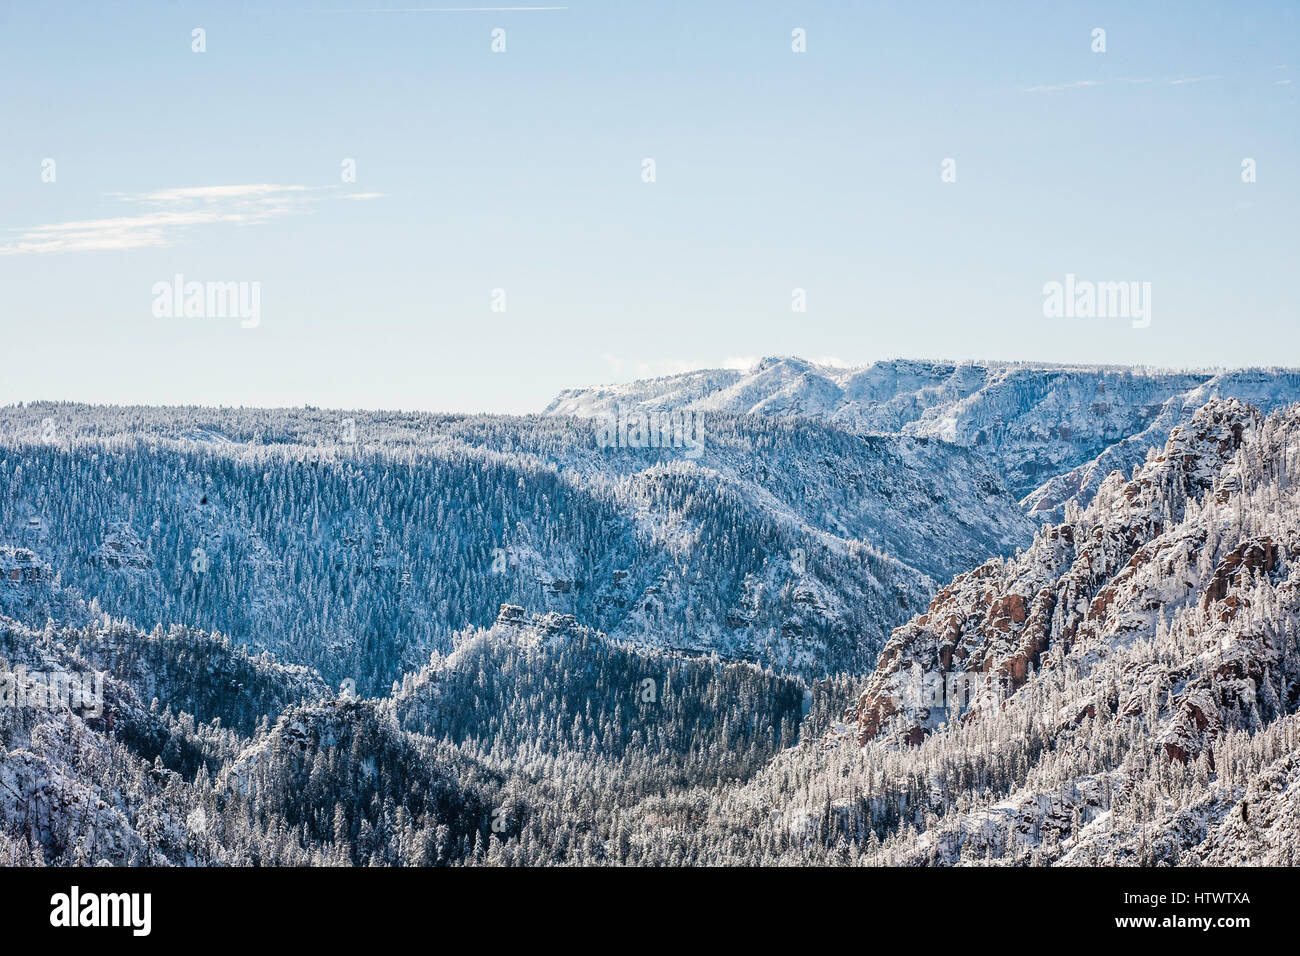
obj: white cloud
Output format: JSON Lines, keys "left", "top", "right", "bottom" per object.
{"left": 355, "top": 6, "right": 568, "bottom": 12}
{"left": 124, "top": 184, "right": 311, "bottom": 204}
{"left": 1022, "top": 79, "right": 1105, "bottom": 94}
{"left": 1022, "top": 76, "right": 1219, "bottom": 94}
{"left": 0, "top": 183, "right": 361, "bottom": 256}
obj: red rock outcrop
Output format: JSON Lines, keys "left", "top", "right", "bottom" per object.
{"left": 853, "top": 398, "right": 1274, "bottom": 748}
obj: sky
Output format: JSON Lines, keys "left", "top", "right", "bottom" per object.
{"left": 1, "top": 1, "right": 1296, "bottom": 414}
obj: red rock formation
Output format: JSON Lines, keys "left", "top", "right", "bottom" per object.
{"left": 852, "top": 398, "right": 1272, "bottom": 748}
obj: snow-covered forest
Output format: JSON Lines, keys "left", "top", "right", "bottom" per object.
{"left": 2, "top": 362, "right": 1298, "bottom": 865}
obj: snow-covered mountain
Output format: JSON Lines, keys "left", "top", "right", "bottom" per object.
{"left": 4, "top": 381, "right": 1299, "bottom": 867}
{"left": 822, "top": 396, "right": 1300, "bottom": 863}
{"left": 0, "top": 404, "right": 1031, "bottom": 685}
{"left": 547, "top": 357, "right": 1300, "bottom": 514}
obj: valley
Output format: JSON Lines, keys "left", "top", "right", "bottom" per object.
{"left": 2, "top": 359, "right": 1298, "bottom": 865}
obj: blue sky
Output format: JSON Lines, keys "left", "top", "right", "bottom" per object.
{"left": 1, "top": 1, "right": 1296, "bottom": 413}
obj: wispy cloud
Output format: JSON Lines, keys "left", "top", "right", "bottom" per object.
{"left": 1022, "top": 79, "right": 1105, "bottom": 94}
{"left": 0, "top": 184, "right": 378, "bottom": 256}
{"left": 352, "top": 6, "right": 567, "bottom": 11}
{"left": 124, "top": 184, "right": 311, "bottom": 205}
{"left": 1022, "top": 75, "right": 1220, "bottom": 94}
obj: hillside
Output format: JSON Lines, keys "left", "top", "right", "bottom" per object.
{"left": 547, "top": 357, "right": 1300, "bottom": 512}
{"left": 0, "top": 404, "right": 1031, "bottom": 686}
{"left": 4, "top": 392, "right": 1297, "bottom": 866}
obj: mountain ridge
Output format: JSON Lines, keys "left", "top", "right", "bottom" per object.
{"left": 545, "top": 357, "right": 1300, "bottom": 516}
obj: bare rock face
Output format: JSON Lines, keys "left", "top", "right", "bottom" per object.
{"left": 494, "top": 604, "right": 528, "bottom": 629}
{"left": 493, "top": 603, "right": 587, "bottom": 642}
{"left": 92, "top": 522, "right": 154, "bottom": 572}
{"left": 853, "top": 397, "right": 1283, "bottom": 753}
{"left": 826, "top": 398, "right": 1300, "bottom": 867}
{"left": 0, "top": 545, "right": 54, "bottom": 585}
{"left": 1202, "top": 537, "right": 1279, "bottom": 611}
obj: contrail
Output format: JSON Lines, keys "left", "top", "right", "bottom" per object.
{"left": 351, "top": 6, "right": 568, "bottom": 11}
